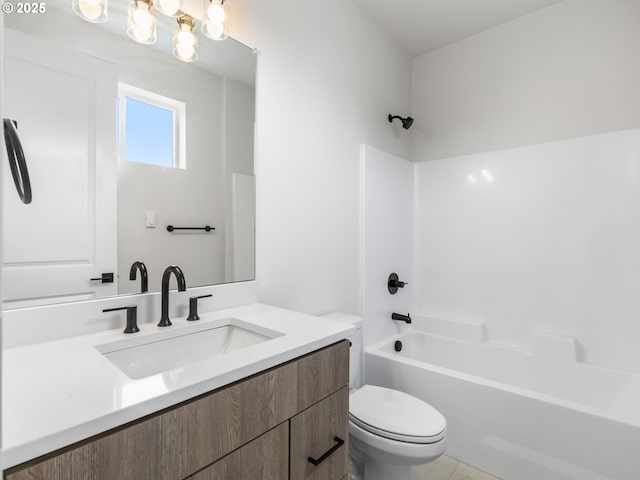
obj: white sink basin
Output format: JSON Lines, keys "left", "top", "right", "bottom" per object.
{"left": 96, "top": 319, "right": 283, "bottom": 379}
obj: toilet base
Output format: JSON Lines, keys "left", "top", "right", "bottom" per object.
{"left": 349, "top": 458, "right": 364, "bottom": 480}
{"left": 349, "top": 419, "right": 446, "bottom": 480}
{"left": 349, "top": 435, "right": 422, "bottom": 480}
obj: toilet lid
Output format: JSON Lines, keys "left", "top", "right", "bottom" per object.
{"left": 349, "top": 385, "right": 446, "bottom": 444}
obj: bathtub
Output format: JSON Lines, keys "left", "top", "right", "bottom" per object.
{"left": 365, "top": 324, "right": 640, "bottom": 480}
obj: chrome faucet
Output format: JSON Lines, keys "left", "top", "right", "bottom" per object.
{"left": 158, "top": 265, "right": 186, "bottom": 327}
{"left": 129, "top": 261, "right": 148, "bottom": 293}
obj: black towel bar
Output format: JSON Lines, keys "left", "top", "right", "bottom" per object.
{"left": 167, "top": 225, "right": 215, "bottom": 232}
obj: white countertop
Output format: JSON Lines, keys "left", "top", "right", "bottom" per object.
{"left": 1, "top": 303, "right": 354, "bottom": 469}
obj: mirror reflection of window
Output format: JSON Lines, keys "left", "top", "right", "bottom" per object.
{"left": 117, "top": 83, "right": 186, "bottom": 169}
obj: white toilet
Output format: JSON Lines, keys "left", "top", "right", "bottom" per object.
{"left": 322, "top": 313, "right": 447, "bottom": 480}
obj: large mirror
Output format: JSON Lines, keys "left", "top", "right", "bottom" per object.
{"left": 2, "top": 0, "right": 256, "bottom": 308}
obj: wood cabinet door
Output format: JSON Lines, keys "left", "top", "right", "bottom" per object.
{"left": 190, "top": 423, "right": 288, "bottom": 480}
{"left": 290, "top": 387, "right": 349, "bottom": 480}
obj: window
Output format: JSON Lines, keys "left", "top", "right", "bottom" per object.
{"left": 117, "top": 83, "right": 186, "bottom": 168}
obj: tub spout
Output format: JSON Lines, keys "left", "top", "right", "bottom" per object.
{"left": 391, "top": 312, "right": 411, "bottom": 324}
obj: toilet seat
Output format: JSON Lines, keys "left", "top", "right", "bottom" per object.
{"left": 349, "top": 385, "right": 446, "bottom": 444}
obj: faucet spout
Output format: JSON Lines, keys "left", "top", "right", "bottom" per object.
{"left": 158, "top": 265, "right": 186, "bottom": 327}
{"left": 391, "top": 312, "right": 411, "bottom": 324}
{"left": 129, "top": 261, "right": 148, "bottom": 293}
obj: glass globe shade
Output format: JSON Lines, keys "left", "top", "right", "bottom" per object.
{"left": 78, "top": 0, "right": 103, "bottom": 20}
{"left": 158, "top": 0, "right": 180, "bottom": 15}
{"left": 177, "top": 30, "right": 195, "bottom": 47}
{"left": 206, "top": 3, "right": 225, "bottom": 24}
{"left": 176, "top": 43, "right": 195, "bottom": 60}
{"left": 204, "top": 22, "right": 225, "bottom": 39}
{"left": 133, "top": 4, "right": 153, "bottom": 28}
{"left": 131, "top": 24, "right": 152, "bottom": 42}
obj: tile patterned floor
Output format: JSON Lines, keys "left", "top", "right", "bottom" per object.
{"left": 412, "top": 455, "right": 502, "bottom": 480}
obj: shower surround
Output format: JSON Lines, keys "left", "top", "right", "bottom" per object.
{"left": 360, "top": 128, "right": 640, "bottom": 479}
{"left": 414, "top": 128, "right": 640, "bottom": 374}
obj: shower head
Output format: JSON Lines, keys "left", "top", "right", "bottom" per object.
{"left": 388, "top": 114, "right": 414, "bottom": 130}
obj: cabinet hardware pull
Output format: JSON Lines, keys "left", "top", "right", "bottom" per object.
{"left": 307, "top": 436, "right": 344, "bottom": 466}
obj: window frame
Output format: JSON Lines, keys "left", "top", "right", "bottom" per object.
{"left": 117, "top": 82, "right": 186, "bottom": 169}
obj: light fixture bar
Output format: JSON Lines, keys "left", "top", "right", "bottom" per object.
{"left": 73, "top": 0, "right": 229, "bottom": 62}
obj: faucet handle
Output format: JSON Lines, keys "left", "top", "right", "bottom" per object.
{"left": 388, "top": 273, "right": 408, "bottom": 294}
{"left": 103, "top": 306, "right": 139, "bottom": 334}
{"left": 187, "top": 294, "right": 213, "bottom": 321}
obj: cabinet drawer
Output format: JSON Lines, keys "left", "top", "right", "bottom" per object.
{"left": 290, "top": 387, "right": 349, "bottom": 480}
{"left": 190, "top": 423, "right": 288, "bottom": 480}
{"left": 295, "top": 340, "right": 349, "bottom": 412}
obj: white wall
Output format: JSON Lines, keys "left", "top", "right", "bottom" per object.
{"left": 230, "top": 0, "right": 412, "bottom": 315}
{"left": 224, "top": 79, "right": 255, "bottom": 178}
{"left": 412, "top": 0, "right": 640, "bottom": 161}
{"left": 223, "top": 79, "right": 256, "bottom": 283}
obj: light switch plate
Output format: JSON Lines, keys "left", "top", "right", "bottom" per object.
{"left": 146, "top": 210, "right": 157, "bottom": 228}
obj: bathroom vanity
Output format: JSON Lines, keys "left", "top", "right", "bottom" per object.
{"left": 2, "top": 302, "right": 353, "bottom": 480}
{"left": 5, "top": 341, "right": 349, "bottom": 480}
{"left": 2, "top": 1, "right": 352, "bottom": 478}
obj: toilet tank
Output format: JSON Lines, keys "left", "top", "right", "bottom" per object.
{"left": 320, "top": 312, "right": 363, "bottom": 390}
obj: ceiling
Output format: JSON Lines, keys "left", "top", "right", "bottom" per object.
{"left": 352, "top": 0, "right": 565, "bottom": 57}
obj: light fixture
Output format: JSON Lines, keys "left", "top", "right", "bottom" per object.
{"left": 202, "top": 0, "right": 229, "bottom": 41}
{"left": 173, "top": 14, "right": 198, "bottom": 62}
{"left": 73, "top": 0, "right": 108, "bottom": 23}
{"left": 127, "top": 0, "right": 157, "bottom": 44}
{"left": 155, "top": 0, "right": 181, "bottom": 16}
{"left": 72, "top": 0, "right": 229, "bottom": 62}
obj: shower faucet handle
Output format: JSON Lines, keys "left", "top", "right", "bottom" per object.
{"left": 388, "top": 273, "right": 408, "bottom": 294}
